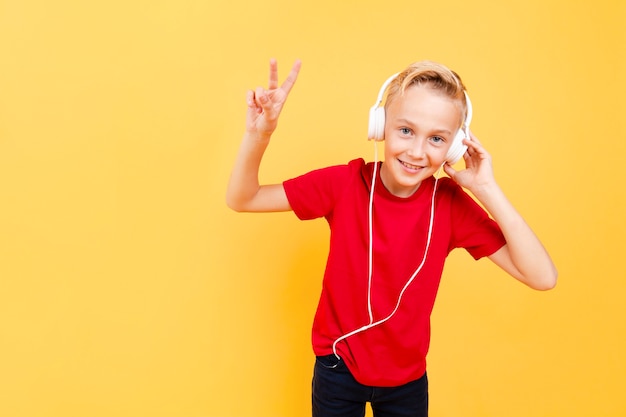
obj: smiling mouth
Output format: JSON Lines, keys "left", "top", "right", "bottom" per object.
{"left": 399, "top": 159, "right": 424, "bottom": 170}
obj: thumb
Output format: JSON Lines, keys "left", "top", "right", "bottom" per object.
{"left": 443, "top": 163, "right": 457, "bottom": 179}
{"left": 255, "top": 87, "right": 279, "bottom": 120}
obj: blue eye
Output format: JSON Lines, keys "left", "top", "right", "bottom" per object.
{"left": 400, "top": 128, "right": 412, "bottom": 135}
{"left": 431, "top": 136, "right": 444, "bottom": 143}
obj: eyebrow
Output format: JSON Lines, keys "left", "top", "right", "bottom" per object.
{"left": 394, "top": 118, "right": 453, "bottom": 136}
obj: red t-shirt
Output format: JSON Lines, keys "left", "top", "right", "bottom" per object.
{"left": 283, "top": 159, "right": 506, "bottom": 387}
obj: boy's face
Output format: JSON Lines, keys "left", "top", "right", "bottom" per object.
{"left": 380, "top": 85, "right": 462, "bottom": 198}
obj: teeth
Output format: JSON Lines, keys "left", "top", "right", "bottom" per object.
{"left": 401, "top": 160, "right": 421, "bottom": 170}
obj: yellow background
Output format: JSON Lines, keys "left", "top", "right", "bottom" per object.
{"left": 0, "top": 0, "right": 624, "bottom": 416}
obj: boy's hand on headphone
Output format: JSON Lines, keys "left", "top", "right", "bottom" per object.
{"left": 245, "top": 58, "right": 302, "bottom": 138}
{"left": 444, "top": 132, "right": 497, "bottom": 195}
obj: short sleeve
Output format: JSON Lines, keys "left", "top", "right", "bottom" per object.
{"left": 283, "top": 160, "right": 363, "bottom": 221}
{"left": 449, "top": 185, "right": 507, "bottom": 259}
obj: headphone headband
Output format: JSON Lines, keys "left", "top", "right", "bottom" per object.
{"left": 371, "top": 73, "right": 399, "bottom": 109}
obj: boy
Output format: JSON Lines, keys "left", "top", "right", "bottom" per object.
{"left": 226, "top": 59, "right": 557, "bottom": 417}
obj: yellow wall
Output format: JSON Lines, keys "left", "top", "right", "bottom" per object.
{"left": 0, "top": 1, "right": 624, "bottom": 416}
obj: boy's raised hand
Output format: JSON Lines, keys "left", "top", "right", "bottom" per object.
{"left": 246, "top": 58, "right": 302, "bottom": 138}
{"left": 443, "top": 132, "right": 496, "bottom": 195}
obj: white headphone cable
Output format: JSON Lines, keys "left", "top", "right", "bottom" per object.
{"left": 331, "top": 143, "right": 443, "bottom": 361}
{"left": 366, "top": 141, "right": 379, "bottom": 324}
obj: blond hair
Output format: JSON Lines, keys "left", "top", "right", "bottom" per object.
{"left": 385, "top": 61, "right": 468, "bottom": 124}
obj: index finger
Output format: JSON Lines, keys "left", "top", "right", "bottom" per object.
{"left": 468, "top": 130, "right": 481, "bottom": 145}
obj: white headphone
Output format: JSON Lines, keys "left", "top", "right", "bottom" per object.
{"left": 367, "top": 73, "right": 473, "bottom": 164}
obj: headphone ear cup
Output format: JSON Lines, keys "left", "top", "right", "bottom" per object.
{"left": 368, "top": 106, "right": 386, "bottom": 141}
{"left": 368, "top": 73, "right": 399, "bottom": 141}
{"left": 446, "top": 90, "right": 473, "bottom": 163}
{"left": 446, "top": 128, "right": 468, "bottom": 164}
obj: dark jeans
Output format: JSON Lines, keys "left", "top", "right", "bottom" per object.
{"left": 312, "top": 355, "right": 428, "bottom": 417}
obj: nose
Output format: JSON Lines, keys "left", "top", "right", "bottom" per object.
{"left": 407, "top": 137, "right": 426, "bottom": 159}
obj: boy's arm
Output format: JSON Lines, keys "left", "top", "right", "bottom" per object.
{"left": 444, "top": 133, "right": 558, "bottom": 290}
{"left": 226, "top": 130, "right": 291, "bottom": 212}
{"left": 226, "top": 59, "right": 301, "bottom": 213}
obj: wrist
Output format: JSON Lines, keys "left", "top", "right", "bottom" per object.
{"left": 244, "top": 129, "right": 273, "bottom": 144}
{"left": 470, "top": 180, "right": 502, "bottom": 202}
